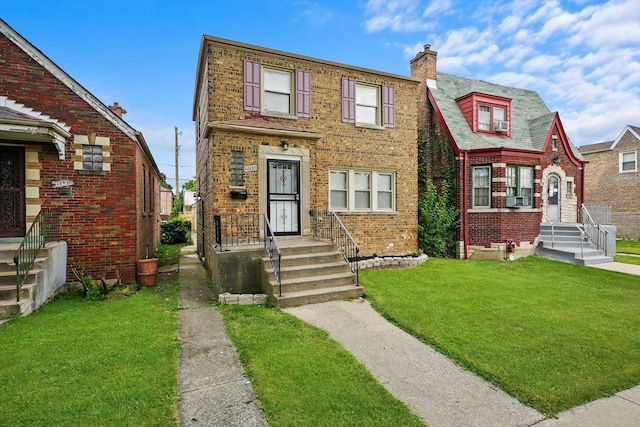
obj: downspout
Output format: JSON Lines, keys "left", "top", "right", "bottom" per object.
{"left": 462, "top": 150, "right": 469, "bottom": 259}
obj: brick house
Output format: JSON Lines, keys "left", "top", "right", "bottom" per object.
{"left": 579, "top": 125, "right": 640, "bottom": 238}
{"left": 410, "top": 45, "right": 587, "bottom": 259}
{"left": 193, "top": 36, "right": 420, "bottom": 304}
{"left": 0, "top": 19, "right": 161, "bottom": 288}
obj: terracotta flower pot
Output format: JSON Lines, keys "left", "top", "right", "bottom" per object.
{"left": 138, "top": 271, "right": 158, "bottom": 287}
{"left": 137, "top": 258, "right": 159, "bottom": 274}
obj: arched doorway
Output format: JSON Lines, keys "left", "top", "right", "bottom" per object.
{"left": 547, "top": 174, "right": 560, "bottom": 221}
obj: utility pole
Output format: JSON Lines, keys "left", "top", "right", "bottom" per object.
{"left": 174, "top": 127, "right": 181, "bottom": 194}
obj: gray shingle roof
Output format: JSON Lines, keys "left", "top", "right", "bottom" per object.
{"left": 431, "top": 72, "right": 584, "bottom": 160}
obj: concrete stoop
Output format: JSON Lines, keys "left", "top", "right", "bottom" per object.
{"left": 0, "top": 242, "right": 66, "bottom": 320}
{"left": 261, "top": 239, "right": 364, "bottom": 308}
{"left": 537, "top": 223, "right": 613, "bottom": 265}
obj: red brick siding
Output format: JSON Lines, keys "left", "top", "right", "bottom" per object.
{"left": 1, "top": 34, "right": 159, "bottom": 282}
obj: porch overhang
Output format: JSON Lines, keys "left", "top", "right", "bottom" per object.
{"left": 207, "top": 121, "right": 323, "bottom": 139}
{"left": 0, "top": 118, "right": 71, "bottom": 160}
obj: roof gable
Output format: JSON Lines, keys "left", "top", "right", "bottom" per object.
{"left": 429, "top": 72, "right": 583, "bottom": 161}
{"left": 610, "top": 125, "right": 640, "bottom": 150}
{"left": 0, "top": 19, "right": 160, "bottom": 173}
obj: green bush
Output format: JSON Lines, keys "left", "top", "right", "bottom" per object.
{"left": 161, "top": 218, "right": 191, "bottom": 245}
{"left": 418, "top": 179, "right": 459, "bottom": 258}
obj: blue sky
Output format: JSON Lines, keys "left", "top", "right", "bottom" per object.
{"left": 3, "top": 0, "right": 639, "bottom": 191}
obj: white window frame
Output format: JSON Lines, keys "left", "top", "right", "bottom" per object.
{"left": 355, "top": 83, "right": 380, "bottom": 126}
{"left": 619, "top": 150, "right": 637, "bottom": 173}
{"left": 263, "top": 67, "right": 293, "bottom": 115}
{"left": 329, "top": 169, "right": 396, "bottom": 212}
{"left": 472, "top": 166, "right": 491, "bottom": 208}
{"left": 506, "top": 165, "right": 533, "bottom": 207}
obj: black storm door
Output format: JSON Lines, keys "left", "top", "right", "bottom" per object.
{"left": 267, "top": 159, "right": 300, "bottom": 235}
{"left": 0, "top": 146, "right": 26, "bottom": 238}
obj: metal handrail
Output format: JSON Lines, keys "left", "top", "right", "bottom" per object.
{"left": 574, "top": 223, "right": 586, "bottom": 259}
{"left": 311, "top": 211, "right": 359, "bottom": 286}
{"left": 542, "top": 212, "right": 555, "bottom": 248}
{"left": 14, "top": 208, "right": 61, "bottom": 301}
{"left": 213, "top": 213, "right": 262, "bottom": 250}
{"left": 581, "top": 204, "right": 609, "bottom": 255}
{"left": 263, "top": 216, "right": 282, "bottom": 297}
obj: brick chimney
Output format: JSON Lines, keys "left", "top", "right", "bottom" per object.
{"left": 108, "top": 102, "right": 127, "bottom": 118}
{"left": 410, "top": 44, "right": 438, "bottom": 132}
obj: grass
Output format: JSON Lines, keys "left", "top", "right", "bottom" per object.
{"left": 616, "top": 239, "right": 640, "bottom": 255}
{"left": 156, "top": 242, "right": 189, "bottom": 267}
{"left": 0, "top": 273, "right": 181, "bottom": 426}
{"left": 219, "top": 305, "right": 424, "bottom": 427}
{"left": 360, "top": 257, "right": 640, "bottom": 416}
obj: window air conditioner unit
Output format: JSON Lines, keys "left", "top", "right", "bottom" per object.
{"left": 506, "top": 196, "right": 528, "bottom": 208}
{"left": 494, "top": 120, "right": 509, "bottom": 132}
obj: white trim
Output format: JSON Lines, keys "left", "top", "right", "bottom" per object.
{"left": 619, "top": 150, "right": 637, "bottom": 173}
{"left": 610, "top": 125, "right": 640, "bottom": 150}
{"left": 0, "top": 20, "right": 137, "bottom": 142}
{"left": 0, "top": 96, "right": 71, "bottom": 132}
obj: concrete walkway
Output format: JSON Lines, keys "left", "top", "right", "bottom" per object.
{"left": 176, "top": 245, "right": 267, "bottom": 426}
{"left": 175, "top": 245, "right": 640, "bottom": 426}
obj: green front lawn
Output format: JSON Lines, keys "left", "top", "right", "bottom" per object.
{"left": 220, "top": 305, "right": 424, "bottom": 427}
{"left": 361, "top": 257, "right": 640, "bottom": 416}
{"left": 0, "top": 279, "right": 181, "bottom": 426}
{"left": 616, "top": 239, "right": 640, "bottom": 255}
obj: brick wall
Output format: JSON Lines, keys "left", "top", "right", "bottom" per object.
{"left": 195, "top": 37, "right": 419, "bottom": 262}
{"left": 0, "top": 33, "right": 159, "bottom": 282}
{"left": 583, "top": 129, "right": 639, "bottom": 213}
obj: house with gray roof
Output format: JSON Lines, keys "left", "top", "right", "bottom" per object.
{"left": 411, "top": 45, "right": 587, "bottom": 259}
{"left": 579, "top": 125, "right": 640, "bottom": 238}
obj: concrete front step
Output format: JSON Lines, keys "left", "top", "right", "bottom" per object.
{"left": 273, "top": 284, "right": 365, "bottom": 309}
{"left": 0, "top": 300, "right": 21, "bottom": 319}
{"left": 537, "top": 245, "right": 613, "bottom": 265}
{"left": 271, "top": 271, "right": 357, "bottom": 294}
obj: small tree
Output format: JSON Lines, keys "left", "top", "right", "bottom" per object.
{"left": 418, "top": 180, "right": 459, "bottom": 258}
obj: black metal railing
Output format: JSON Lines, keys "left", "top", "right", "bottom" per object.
{"left": 581, "top": 204, "right": 610, "bottom": 255}
{"left": 14, "top": 208, "right": 61, "bottom": 301}
{"left": 213, "top": 213, "right": 263, "bottom": 250}
{"left": 311, "top": 210, "right": 359, "bottom": 285}
{"left": 263, "top": 216, "right": 282, "bottom": 297}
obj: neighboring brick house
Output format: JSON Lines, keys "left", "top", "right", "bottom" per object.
{"left": 579, "top": 125, "right": 640, "bottom": 238}
{"left": 160, "top": 185, "right": 173, "bottom": 222}
{"left": 193, "top": 36, "right": 420, "bottom": 271}
{"left": 410, "top": 45, "right": 587, "bottom": 259}
{"left": 0, "top": 19, "right": 161, "bottom": 283}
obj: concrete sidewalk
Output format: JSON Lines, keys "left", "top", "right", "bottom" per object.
{"left": 176, "top": 245, "right": 267, "bottom": 426}
{"left": 285, "top": 299, "right": 640, "bottom": 427}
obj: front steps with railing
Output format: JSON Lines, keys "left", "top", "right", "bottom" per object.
{"left": 0, "top": 243, "right": 45, "bottom": 320}
{"left": 261, "top": 238, "right": 364, "bottom": 308}
{"left": 536, "top": 223, "right": 613, "bottom": 265}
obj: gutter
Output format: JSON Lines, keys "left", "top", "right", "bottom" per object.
{"left": 462, "top": 150, "right": 469, "bottom": 259}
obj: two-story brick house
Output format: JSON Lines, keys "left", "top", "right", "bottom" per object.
{"left": 0, "top": 19, "right": 161, "bottom": 293}
{"left": 579, "top": 125, "right": 640, "bottom": 238}
{"left": 193, "top": 36, "right": 420, "bottom": 304}
{"left": 410, "top": 45, "right": 587, "bottom": 259}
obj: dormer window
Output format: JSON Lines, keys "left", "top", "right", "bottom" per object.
{"left": 478, "top": 104, "right": 506, "bottom": 133}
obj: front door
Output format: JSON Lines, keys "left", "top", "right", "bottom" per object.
{"left": 267, "top": 159, "right": 300, "bottom": 235}
{"left": 0, "top": 146, "right": 26, "bottom": 238}
{"left": 547, "top": 174, "right": 560, "bottom": 222}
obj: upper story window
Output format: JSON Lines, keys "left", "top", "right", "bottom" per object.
{"left": 478, "top": 104, "right": 507, "bottom": 133}
{"left": 620, "top": 151, "right": 637, "bottom": 173}
{"left": 342, "top": 78, "right": 394, "bottom": 128}
{"left": 472, "top": 166, "right": 491, "bottom": 208}
{"left": 264, "top": 69, "right": 293, "bottom": 114}
{"left": 330, "top": 169, "right": 396, "bottom": 212}
{"left": 244, "top": 60, "right": 310, "bottom": 118}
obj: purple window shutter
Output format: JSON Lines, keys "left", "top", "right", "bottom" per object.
{"left": 382, "top": 85, "right": 395, "bottom": 128}
{"left": 342, "top": 77, "right": 355, "bottom": 123}
{"left": 296, "top": 69, "right": 311, "bottom": 118}
{"left": 243, "top": 60, "right": 261, "bottom": 112}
